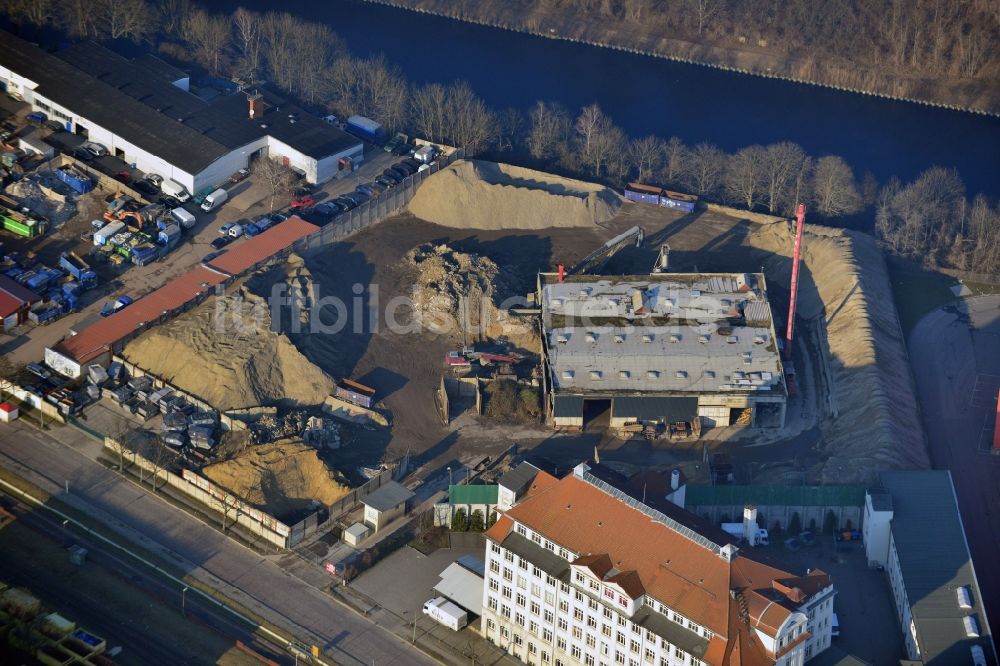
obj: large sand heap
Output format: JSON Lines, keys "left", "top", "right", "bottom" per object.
{"left": 408, "top": 160, "right": 621, "bottom": 229}
{"left": 750, "top": 222, "right": 929, "bottom": 483}
{"left": 407, "top": 243, "right": 537, "bottom": 346}
{"left": 124, "top": 271, "right": 335, "bottom": 411}
{"left": 202, "top": 439, "right": 350, "bottom": 519}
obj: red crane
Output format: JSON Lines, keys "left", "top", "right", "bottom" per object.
{"left": 785, "top": 204, "right": 806, "bottom": 360}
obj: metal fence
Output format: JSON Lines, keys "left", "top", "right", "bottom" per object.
{"left": 293, "top": 148, "right": 465, "bottom": 253}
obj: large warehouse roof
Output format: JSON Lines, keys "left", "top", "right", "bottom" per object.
{"left": 0, "top": 32, "right": 229, "bottom": 173}
{"left": 540, "top": 273, "right": 785, "bottom": 395}
{"left": 0, "top": 32, "right": 360, "bottom": 173}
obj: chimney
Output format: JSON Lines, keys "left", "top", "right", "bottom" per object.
{"left": 248, "top": 93, "right": 263, "bottom": 120}
{"left": 743, "top": 504, "right": 758, "bottom": 544}
{"left": 557, "top": 264, "right": 564, "bottom": 283}
{"left": 670, "top": 469, "right": 680, "bottom": 491}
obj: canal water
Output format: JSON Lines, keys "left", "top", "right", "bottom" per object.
{"left": 228, "top": 0, "right": 1000, "bottom": 197}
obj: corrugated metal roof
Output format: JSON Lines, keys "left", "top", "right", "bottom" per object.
{"left": 685, "top": 485, "right": 866, "bottom": 508}
{"left": 207, "top": 217, "right": 317, "bottom": 274}
{"left": 448, "top": 484, "right": 499, "bottom": 505}
{"left": 552, "top": 395, "right": 583, "bottom": 417}
{"left": 55, "top": 217, "right": 319, "bottom": 364}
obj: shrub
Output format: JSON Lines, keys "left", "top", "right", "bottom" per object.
{"left": 451, "top": 507, "right": 469, "bottom": 532}
{"left": 470, "top": 509, "right": 485, "bottom": 531}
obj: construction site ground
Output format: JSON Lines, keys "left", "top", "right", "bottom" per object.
{"left": 293, "top": 198, "right": 921, "bottom": 487}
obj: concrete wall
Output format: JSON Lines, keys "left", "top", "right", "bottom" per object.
{"left": 0, "top": 381, "right": 67, "bottom": 423}
{"left": 691, "top": 503, "right": 862, "bottom": 533}
{"left": 365, "top": 502, "right": 404, "bottom": 531}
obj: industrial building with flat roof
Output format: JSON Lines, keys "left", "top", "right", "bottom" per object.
{"left": 0, "top": 31, "right": 363, "bottom": 193}
{"left": 538, "top": 272, "right": 788, "bottom": 430}
{"left": 482, "top": 462, "right": 836, "bottom": 666}
{"left": 863, "top": 470, "right": 996, "bottom": 665}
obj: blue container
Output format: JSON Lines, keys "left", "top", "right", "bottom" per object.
{"left": 624, "top": 185, "right": 661, "bottom": 205}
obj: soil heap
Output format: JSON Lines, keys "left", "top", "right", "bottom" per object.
{"left": 202, "top": 439, "right": 350, "bottom": 520}
{"left": 406, "top": 243, "right": 537, "bottom": 346}
{"left": 123, "top": 275, "right": 335, "bottom": 411}
{"left": 749, "top": 221, "right": 929, "bottom": 483}
{"left": 408, "top": 160, "right": 621, "bottom": 230}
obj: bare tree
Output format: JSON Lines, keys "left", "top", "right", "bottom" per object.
{"left": 58, "top": 0, "right": 98, "bottom": 38}
{"left": 231, "top": 6, "right": 263, "bottom": 82}
{"left": 527, "top": 101, "right": 570, "bottom": 160}
{"left": 445, "top": 81, "right": 496, "bottom": 156}
{"left": 2, "top": 0, "right": 56, "bottom": 26}
{"left": 968, "top": 195, "right": 1000, "bottom": 273}
{"left": 725, "top": 145, "right": 767, "bottom": 210}
{"left": 410, "top": 83, "right": 449, "bottom": 145}
{"left": 0, "top": 356, "right": 24, "bottom": 400}
{"left": 627, "top": 135, "right": 664, "bottom": 183}
{"left": 683, "top": 142, "right": 726, "bottom": 197}
{"left": 259, "top": 12, "right": 300, "bottom": 94}
{"left": 155, "top": 0, "right": 190, "bottom": 35}
{"left": 761, "top": 142, "right": 808, "bottom": 214}
{"left": 687, "top": 0, "right": 721, "bottom": 36}
{"left": 496, "top": 108, "right": 524, "bottom": 152}
{"left": 662, "top": 136, "right": 688, "bottom": 186}
{"left": 296, "top": 21, "right": 344, "bottom": 105}
{"left": 93, "top": 0, "right": 156, "bottom": 42}
{"left": 252, "top": 157, "right": 298, "bottom": 212}
{"left": 347, "top": 55, "right": 409, "bottom": 131}
{"left": 574, "top": 104, "right": 607, "bottom": 165}
{"left": 182, "top": 9, "right": 231, "bottom": 75}
{"left": 811, "top": 155, "right": 862, "bottom": 217}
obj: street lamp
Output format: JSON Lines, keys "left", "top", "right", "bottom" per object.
{"left": 447, "top": 467, "right": 452, "bottom": 487}
{"left": 181, "top": 586, "right": 189, "bottom": 615}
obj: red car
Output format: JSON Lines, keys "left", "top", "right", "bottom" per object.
{"left": 114, "top": 171, "right": 132, "bottom": 184}
{"left": 291, "top": 194, "right": 316, "bottom": 208}
{"left": 229, "top": 169, "right": 250, "bottom": 183}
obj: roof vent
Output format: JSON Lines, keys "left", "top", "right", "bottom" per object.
{"left": 699, "top": 334, "right": 710, "bottom": 344}
{"left": 556, "top": 334, "right": 569, "bottom": 344}
{"left": 642, "top": 334, "right": 653, "bottom": 343}
{"left": 647, "top": 371, "right": 659, "bottom": 379}
{"left": 675, "top": 370, "right": 687, "bottom": 379}
{"left": 690, "top": 290, "right": 701, "bottom": 297}
{"left": 706, "top": 370, "right": 716, "bottom": 379}
{"left": 957, "top": 586, "right": 973, "bottom": 610}
{"left": 618, "top": 371, "right": 630, "bottom": 379}
{"left": 585, "top": 332, "right": 597, "bottom": 342}
{"left": 614, "top": 334, "right": 625, "bottom": 343}
{"left": 753, "top": 334, "right": 767, "bottom": 344}
{"left": 669, "top": 334, "right": 681, "bottom": 343}
{"left": 727, "top": 335, "right": 739, "bottom": 344}
{"left": 963, "top": 615, "right": 980, "bottom": 637}
{"left": 589, "top": 370, "right": 602, "bottom": 380}
{"left": 562, "top": 370, "right": 574, "bottom": 380}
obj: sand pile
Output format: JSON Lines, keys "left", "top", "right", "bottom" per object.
{"left": 123, "top": 276, "right": 335, "bottom": 411}
{"left": 750, "top": 222, "right": 929, "bottom": 483}
{"left": 407, "top": 243, "right": 537, "bottom": 345}
{"left": 408, "top": 160, "right": 621, "bottom": 230}
{"left": 202, "top": 439, "right": 350, "bottom": 519}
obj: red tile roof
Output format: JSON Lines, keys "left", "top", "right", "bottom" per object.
{"left": 0, "top": 274, "right": 40, "bottom": 318}
{"left": 207, "top": 216, "right": 317, "bottom": 274}
{"left": 53, "top": 217, "right": 319, "bottom": 365}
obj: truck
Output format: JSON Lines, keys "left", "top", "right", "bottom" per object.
{"left": 422, "top": 597, "right": 468, "bottom": 631}
{"left": 384, "top": 133, "right": 408, "bottom": 153}
{"left": 56, "top": 165, "right": 94, "bottom": 194}
{"left": 171, "top": 206, "right": 196, "bottom": 230}
{"left": 345, "top": 115, "right": 385, "bottom": 144}
{"left": 94, "top": 221, "right": 125, "bottom": 246}
{"left": 58, "top": 252, "right": 97, "bottom": 288}
{"left": 100, "top": 295, "right": 133, "bottom": 317}
{"left": 413, "top": 144, "right": 439, "bottom": 164}
{"left": 721, "top": 523, "right": 770, "bottom": 546}
{"left": 200, "top": 188, "right": 228, "bottom": 213}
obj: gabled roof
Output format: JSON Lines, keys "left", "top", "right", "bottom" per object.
{"left": 0, "top": 274, "right": 40, "bottom": 318}
{"left": 572, "top": 553, "right": 614, "bottom": 579}
{"left": 498, "top": 462, "right": 540, "bottom": 494}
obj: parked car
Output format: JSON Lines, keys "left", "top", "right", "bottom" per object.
{"left": 26, "top": 112, "right": 47, "bottom": 126}
{"left": 133, "top": 180, "right": 159, "bottom": 198}
{"left": 82, "top": 141, "right": 107, "bottom": 157}
{"left": 270, "top": 212, "right": 289, "bottom": 223}
{"left": 401, "top": 157, "right": 422, "bottom": 170}
{"left": 26, "top": 362, "right": 51, "bottom": 380}
{"left": 380, "top": 169, "right": 403, "bottom": 183}
{"left": 314, "top": 202, "right": 340, "bottom": 216}
{"left": 71, "top": 147, "right": 94, "bottom": 162}
{"left": 45, "top": 119, "right": 65, "bottom": 132}
{"left": 334, "top": 197, "right": 357, "bottom": 211}
{"left": 229, "top": 168, "right": 250, "bottom": 183}
{"left": 218, "top": 222, "right": 235, "bottom": 235}
{"left": 210, "top": 236, "right": 233, "bottom": 250}
{"left": 202, "top": 250, "right": 225, "bottom": 263}
{"left": 374, "top": 175, "right": 398, "bottom": 190}
{"left": 192, "top": 186, "right": 216, "bottom": 205}
{"left": 159, "top": 195, "right": 182, "bottom": 209}
{"left": 144, "top": 173, "right": 163, "bottom": 188}
{"left": 387, "top": 165, "right": 411, "bottom": 180}
{"left": 114, "top": 170, "right": 132, "bottom": 184}
{"left": 290, "top": 194, "right": 316, "bottom": 208}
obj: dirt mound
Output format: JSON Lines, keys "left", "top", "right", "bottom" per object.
{"left": 123, "top": 271, "right": 335, "bottom": 411}
{"left": 408, "top": 160, "right": 621, "bottom": 230}
{"left": 750, "top": 222, "right": 929, "bottom": 482}
{"left": 202, "top": 439, "right": 350, "bottom": 519}
{"left": 4, "top": 178, "right": 76, "bottom": 226}
{"left": 407, "top": 243, "right": 537, "bottom": 346}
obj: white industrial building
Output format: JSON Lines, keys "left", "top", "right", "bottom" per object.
{"left": 539, "top": 272, "right": 788, "bottom": 430}
{"left": 482, "top": 463, "right": 836, "bottom": 666}
{"left": 0, "top": 31, "right": 363, "bottom": 194}
{"left": 864, "top": 471, "right": 997, "bottom": 665}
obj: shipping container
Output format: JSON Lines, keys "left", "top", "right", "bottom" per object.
{"left": 624, "top": 182, "right": 663, "bottom": 205}
{"left": 345, "top": 115, "right": 384, "bottom": 143}
{"left": 58, "top": 251, "right": 96, "bottom": 288}
{"left": 334, "top": 379, "right": 376, "bottom": 409}
{"left": 94, "top": 221, "right": 125, "bottom": 246}
{"left": 2, "top": 214, "right": 44, "bottom": 237}
{"left": 56, "top": 166, "right": 94, "bottom": 194}
{"left": 660, "top": 190, "right": 698, "bottom": 213}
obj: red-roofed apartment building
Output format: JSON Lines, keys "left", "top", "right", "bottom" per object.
{"left": 482, "top": 463, "right": 835, "bottom": 666}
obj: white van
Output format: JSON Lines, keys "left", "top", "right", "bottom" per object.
{"left": 161, "top": 178, "right": 190, "bottom": 202}
{"left": 227, "top": 223, "right": 244, "bottom": 238}
{"left": 170, "top": 207, "right": 196, "bottom": 230}
{"left": 200, "top": 188, "right": 228, "bottom": 213}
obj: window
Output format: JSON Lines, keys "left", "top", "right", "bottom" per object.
{"left": 630, "top": 660, "right": 639, "bottom": 666}
{"left": 588, "top": 599, "right": 598, "bottom": 611}
{"left": 618, "top": 616, "right": 627, "bottom": 627}
{"left": 586, "top": 635, "right": 596, "bottom": 648}
{"left": 589, "top": 580, "right": 600, "bottom": 592}
{"left": 490, "top": 561, "right": 500, "bottom": 573}
{"left": 644, "top": 647, "right": 655, "bottom": 662}
{"left": 516, "top": 613, "right": 525, "bottom": 627}
{"left": 558, "top": 637, "right": 567, "bottom": 650}
{"left": 501, "top": 626, "right": 510, "bottom": 639}
{"left": 545, "top": 591, "right": 555, "bottom": 605}
{"left": 587, "top": 616, "right": 597, "bottom": 628}
{"left": 558, "top": 618, "right": 568, "bottom": 631}
{"left": 544, "top": 610, "right": 554, "bottom": 623}
{"left": 533, "top": 583, "right": 542, "bottom": 597}
{"left": 543, "top": 629, "right": 552, "bottom": 641}
{"left": 501, "top": 605, "right": 511, "bottom": 619}
{"left": 575, "top": 572, "right": 586, "bottom": 583}
{"left": 491, "top": 542, "right": 501, "bottom": 553}
{"left": 518, "top": 576, "right": 528, "bottom": 589}
{"left": 530, "top": 621, "right": 539, "bottom": 635}
{"left": 574, "top": 609, "right": 584, "bottom": 622}
{"left": 517, "top": 524, "right": 527, "bottom": 536}
{"left": 674, "top": 647, "right": 683, "bottom": 658}
{"left": 488, "top": 598, "right": 498, "bottom": 611}
{"left": 617, "top": 632, "right": 626, "bottom": 646}
{"left": 534, "top": 566, "right": 543, "bottom": 578}
{"left": 487, "top": 618, "right": 495, "bottom": 630}
{"left": 585, "top": 655, "right": 595, "bottom": 666}
{"left": 531, "top": 601, "right": 541, "bottom": 615}
{"left": 616, "top": 651, "right": 626, "bottom": 664}
{"left": 506, "top": 551, "right": 515, "bottom": 563}
{"left": 573, "top": 627, "right": 583, "bottom": 640}
{"left": 560, "top": 601, "right": 569, "bottom": 613}
{"left": 575, "top": 591, "right": 584, "bottom": 603}
{"left": 490, "top": 579, "right": 500, "bottom": 592}
{"left": 504, "top": 568, "right": 513, "bottom": 582}
{"left": 503, "top": 586, "right": 512, "bottom": 599}
{"left": 517, "top": 593, "right": 526, "bottom": 607}
{"left": 528, "top": 642, "right": 537, "bottom": 655}
{"left": 630, "top": 639, "right": 640, "bottom": 653}
{"left": 572, "top": 646, "right": 582, "bottom": 659}
{"left": 519, "top": 558, "right": 529, "bottom": 571}
{"left": 604, "top": 587, "right": 617, "bottom": 600}
{"left": 560, "top": 583, "right": 570, "bottom": 594}
{"left": 514, "top": 634, "right": 523, "bottom": 646}
{"left": 602, "top": 624, "right": 612, "bottom": 637}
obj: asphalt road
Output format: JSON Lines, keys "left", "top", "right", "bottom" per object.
{"left": 0, "top": 421, "right": 436, "bottom": 666}
{"left": 909, "top": 294, "right": 1000, "bottom": 633}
